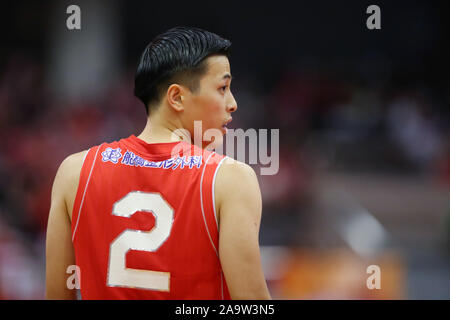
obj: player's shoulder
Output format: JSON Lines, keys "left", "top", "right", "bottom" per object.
{"left": 218, "top": 157, "right": 257, "bottom": 179}
{"left": 51, "top": 150, "right": 90, "bottom": 211}
{"left": 214, "top": 158, "right": 261, "bottom": 220}
{"left": 58, "top": 135, "right": 129, "bottom": 171}
{"left": 59, "top": 150, "right": 89, "bottom": 173}
{"left": 58, "top": 139, "right": 119, "bottom": 173}
{"left": 55, "top": 149, "right": 89, "bottom": 190}
{"left": 215, "top": 158, "right": 259, "bottom": 198}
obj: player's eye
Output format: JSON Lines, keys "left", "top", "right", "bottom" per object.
{"left": 220, "top": 85, "right": 228, "bottom": 92}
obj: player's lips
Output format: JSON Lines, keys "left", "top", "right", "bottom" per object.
{"left": 222, "top": 118, "right": 232, "bottom": 127}
{"left": 221, "top": 118, "right": 232, "bottom": 133}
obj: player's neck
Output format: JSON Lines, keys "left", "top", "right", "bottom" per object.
{"left": 137, "top": 114, "right": 191, "bottom": 145}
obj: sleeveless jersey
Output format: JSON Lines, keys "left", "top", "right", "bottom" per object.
{"left": 71, "top": 134, "right": 230, "bottom": 299}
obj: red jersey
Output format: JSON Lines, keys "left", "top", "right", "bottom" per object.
{"left": 71, "top": 134, "right": 230, "bottom": 299}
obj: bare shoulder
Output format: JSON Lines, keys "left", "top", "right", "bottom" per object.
{"left": 217, "top": 157, "right": 257, "bottom": 181}
{"left": 214, "top": 158, "right": 261, "bottom": 221}
{"left": 53, "top": 150, "right": 89, "bottom": 220}
{"left": 58, "top": 150, "right": 88, "bottom": 176}
{"left": 215, "top": 158, "right": 258, "bottom": 196}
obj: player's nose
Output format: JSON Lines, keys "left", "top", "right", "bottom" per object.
{"left": 227, "top": 93, "right": 238, "bottom": 113}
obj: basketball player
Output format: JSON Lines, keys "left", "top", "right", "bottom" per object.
{"left": 46, "top": 27, "right": 271, "bottom": 300}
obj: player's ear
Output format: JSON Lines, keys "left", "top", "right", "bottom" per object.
{"left": 166, "top": 84, "right": 187, "bottom": 112}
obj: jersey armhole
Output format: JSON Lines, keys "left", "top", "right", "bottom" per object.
{"left": 199, "top": 152, "right": 228, "bottom": 256}
{"left": 212, "top": 156, "right": 228, "bottom": 229}
{"left": 71, "top": 145, "right": 102, "bottom": 242}
{"left": 212, "top": 156, "right": 230, "bottom": 300}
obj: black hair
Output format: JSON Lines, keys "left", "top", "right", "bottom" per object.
{"left": 134, "top": 26, "right": 232, "bottom": 114}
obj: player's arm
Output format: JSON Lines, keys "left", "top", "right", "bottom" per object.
{"left": 45, "top": 151, "right": 86, "bottom": 299}
{"left": 215, "top": 159, "right": 271, "bottom": 300}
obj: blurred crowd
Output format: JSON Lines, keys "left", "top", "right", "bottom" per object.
{"left": 0, "top": 51, "right": 449, "bottom": 299}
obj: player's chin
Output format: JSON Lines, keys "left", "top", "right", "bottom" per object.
{"left": 208, "top": 125, "right": 227, "bottom": 135}
{"left": 203, "top": 129, "right": 225, "bottom": 150}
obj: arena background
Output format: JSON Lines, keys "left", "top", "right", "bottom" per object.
{"left": 0, "top": 0, "right": 449, "bottom": 299}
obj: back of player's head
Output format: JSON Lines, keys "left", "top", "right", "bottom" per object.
{"left": 134, "top": 26, "right": 232, "bottom": 114}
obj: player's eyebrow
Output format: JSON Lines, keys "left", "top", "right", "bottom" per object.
{"left": 222, "top": 73, "right": 232, "bottom": 81}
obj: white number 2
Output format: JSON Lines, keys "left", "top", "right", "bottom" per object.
{"left": 107, "top": 191, "right": 174, "bottom": 291}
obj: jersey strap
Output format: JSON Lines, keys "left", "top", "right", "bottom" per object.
{"left": 200, "top": 152, "right": 228, "bottom": 256}
{"left": 71, "top": 144, "right": 102, "bottom": 242}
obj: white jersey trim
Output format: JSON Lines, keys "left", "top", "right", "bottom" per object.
{"left": 72, "top": 145, "right": 101, "bottom": 242}
{"left": 212, "top": 156, "right": 228, "bottom": 229}
{"left": 199, "top": 152, "right": 218, "bottom": 256}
